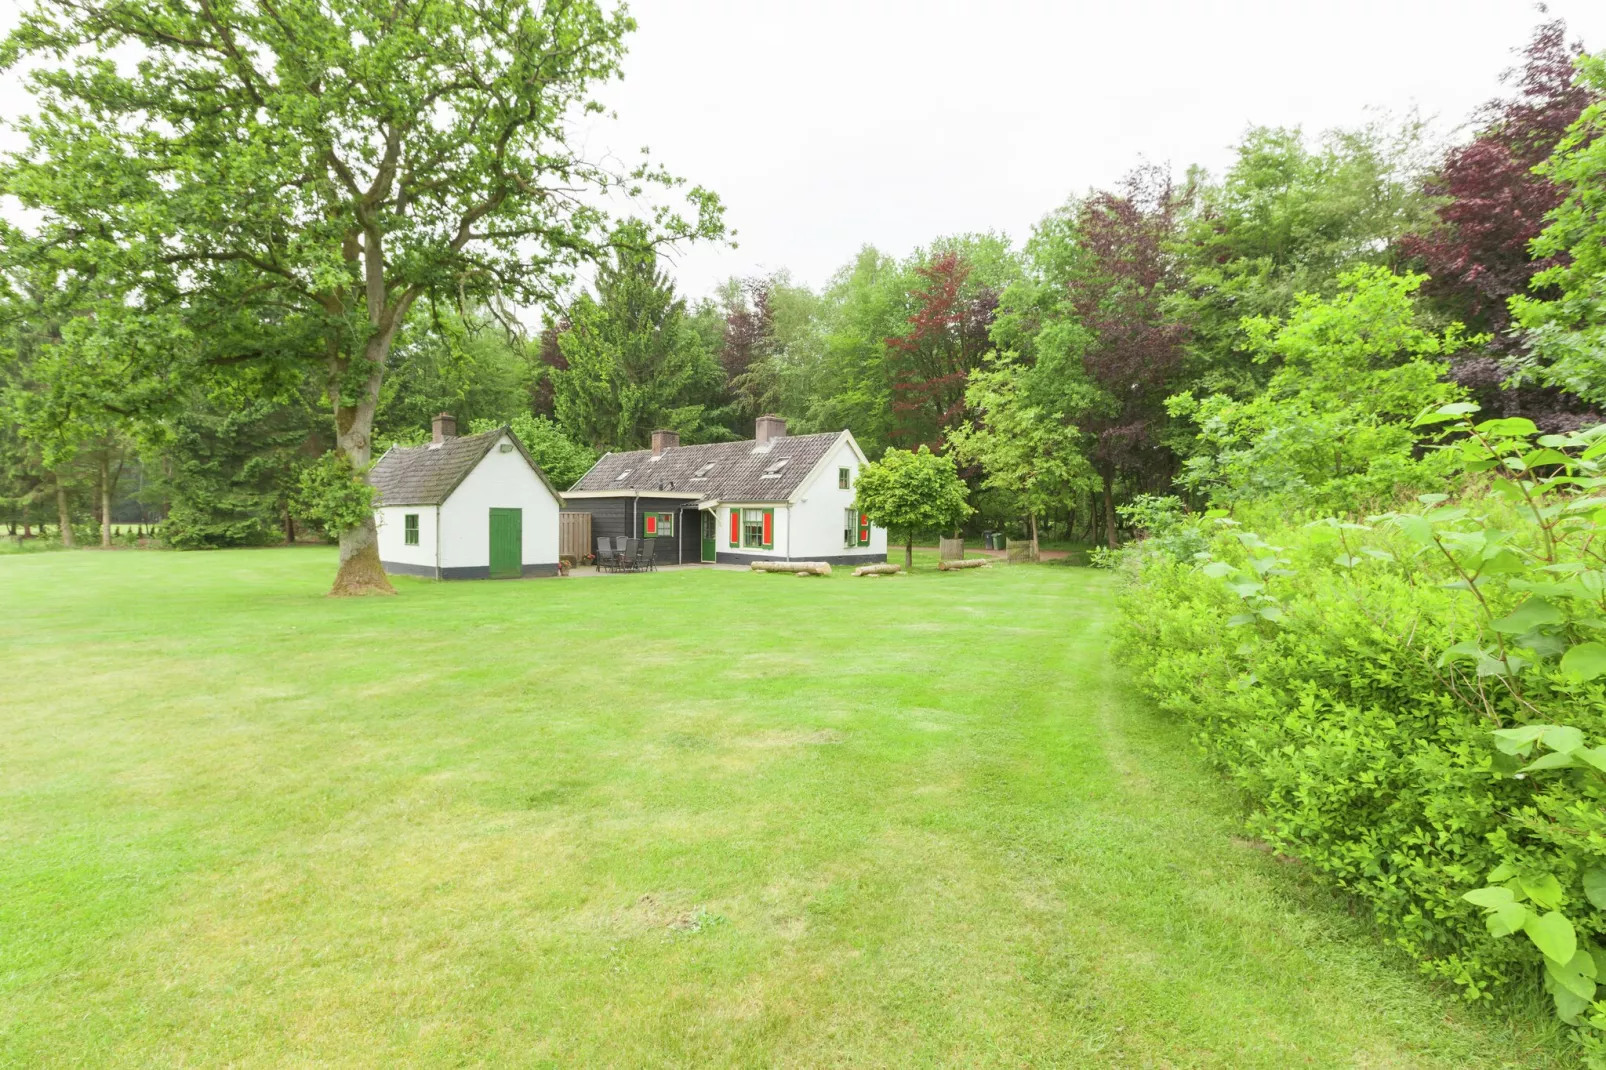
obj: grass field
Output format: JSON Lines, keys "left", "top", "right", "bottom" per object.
{"left": 0, "top": 549, "right": 1566, "bottom": 1066}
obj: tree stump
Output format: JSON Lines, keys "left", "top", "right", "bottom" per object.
{"left": 938, "top": 537, "right": 965, "bottom": 562}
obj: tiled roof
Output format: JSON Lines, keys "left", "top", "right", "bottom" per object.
{"left": 369, "top": 427, "right": 559, "bottom": 506}
{"left": 567, "top": 431, "right": 843, "bottom": 502}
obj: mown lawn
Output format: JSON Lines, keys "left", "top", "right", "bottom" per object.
{"left": 0, "top": 549, "right": 1565, "bottom": 1067}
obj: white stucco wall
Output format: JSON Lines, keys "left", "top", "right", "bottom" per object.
{"left": 376, "top": 504, "right": 438, "bottom": 570}
{"left": 788, "top": 436, "right": 888, "bottom": 559}
{"left": 439, "top": 434, "right": 562, "bottom": 570}
{"left": 723, "top": 503, "right": 790, "bottom": 557}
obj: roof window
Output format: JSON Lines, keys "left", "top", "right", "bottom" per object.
{"left": 760, "top": 458, "right": 791, "bottom": 478}
{"left": 691, "top": 462, "right": 716, "bottom": 479}
{"left": 615, "top": 469, "right": 632, "bottom": 481}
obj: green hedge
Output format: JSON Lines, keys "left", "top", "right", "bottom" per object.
{"left": 1113, "top": 413, "right": 1606, "bottom": 1062}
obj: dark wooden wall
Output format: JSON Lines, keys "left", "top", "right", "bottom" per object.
{"left": 563, "top": 495, "right": 697, "bottom": 563}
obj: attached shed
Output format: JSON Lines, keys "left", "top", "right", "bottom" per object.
{"left": 368, "top": 415, "right": 564, "bottom": 580}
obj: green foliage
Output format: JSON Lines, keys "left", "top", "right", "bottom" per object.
{"left": 292, "top": 453, "right": 376, "bottom": 539}
{"left": 1172, "top": 267, "right": 1470, "bottom": 512}
{"left": 159, "top": 390, "right": 324, "bottom": 550}
{"left": 553, "top": 233, "right": 726, "bottom": 450}
{"left": 379, "top": 308, "right": 541, "bottom": 440}
{"left": 1171, "top": 122, "right": 1437, "bottom": 397}
{"left": 853, "top": 445, "right": 972, "bottom": 562}
{"left": 468, "top": 414, "right": 596, "bottom": 491}
{"left": 945, "top": 356, "right": 1090, "bottom": 544}
{"left": 1114, "top": 406, "right": 1606, "bottom": 1062}
{"left": 1512, "top": 51, "right": 1606, "bottom": 407}
{"left": 1118, "top": 494, "right": 1212, "bottom": 563}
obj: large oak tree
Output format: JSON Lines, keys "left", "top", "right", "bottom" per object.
{"left": 1, "top": 0, "right": 722, "bottom": 593}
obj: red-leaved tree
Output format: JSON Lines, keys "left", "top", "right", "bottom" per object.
{"left": 719, "top": 277, "right": 774, "bottom": 382}
{"left": 1069, "top": 167, "right": 1189, "bottom": 546}
{"left": 531, "top": 317, "right": 571, "bottom": 419}
{"left": 885, "top": 252, "right": 997, "bottom": 449}
{"left": 1403, "top": 21, "right": 1595, "bottom": 348}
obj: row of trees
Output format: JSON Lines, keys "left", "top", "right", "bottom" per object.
{"left": 747, "top": 20, "right": 1605, "bottom": 550}
{"left": 2, "top": 9, "right": 1602, "bottom": 582}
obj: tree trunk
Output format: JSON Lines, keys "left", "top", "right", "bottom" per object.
{"left": 99, "top": 452, "right": 113, "bottom": 548}
{"left": 326, "top": 276, "right": 416, "bottom": 595}
{"left": 1101, "top": 469, "right": 1118, "bottom": 550}
{"left": 905, "top": 536, "right": 913, "bottom": 571}
{"left": 284, "top": 508, "right": 296, "bottom": 546}
{"left": 1029, "top": 510, "right": 1039, "bottom": 560}
{"left": 328, "top": 362, "right": 395, "bottom": 596}
{"left": 55, "top": 475, "right": 74, "bottom": 547}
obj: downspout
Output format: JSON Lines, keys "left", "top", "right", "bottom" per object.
{"left": 435, "top": 504, "right": 442, "bottom": 579}
{"left": 632, "top": 491, "right": 639, "bottom": 543}
{"left": 785, "top": 502, "right": 792, "bottom": 562}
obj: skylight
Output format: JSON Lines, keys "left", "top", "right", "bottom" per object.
{"left": 760, "top": 458, "right": 790, "bottom": 478}
{"left": 691, "top": 462, "right": 716, "bottom": 479}
{"left": 615, "top": 469, "right": 632, "bottom": 481}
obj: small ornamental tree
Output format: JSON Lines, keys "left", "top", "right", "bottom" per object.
{"left": 946, "top": 359, "right": 1090, "bottom": 559}
{"left": 853, "top": 445, "right": 972, "bottom": 570}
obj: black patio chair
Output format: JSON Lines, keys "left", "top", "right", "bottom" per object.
{"left": 595, "top": 537, "right": 615, "bottom": 572}
{"left": 618, "top": 537, "right": 638, "bottom": 572}
{"left": 639, "top": 539, "right": 657, "bottom": 572}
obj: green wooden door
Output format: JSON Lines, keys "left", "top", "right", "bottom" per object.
{"left": 488, "top": 508, "right": 522, "bottom": 578}
{"left": 701, "top": 510, "right": 716, "bottom": 562}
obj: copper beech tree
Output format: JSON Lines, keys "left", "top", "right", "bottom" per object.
{"left": 0, "top": 0, "right": 723, "bottom": 594}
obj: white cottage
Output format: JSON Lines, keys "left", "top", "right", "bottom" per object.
{"left": 562, "top": 415, "right": 888, "bottom": 566}
{"left": 369, "top": 414, "right": 564, "bottom": 579}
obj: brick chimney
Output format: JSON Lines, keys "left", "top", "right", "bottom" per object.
{"left": 432, "top": 412, "right": 457, "bottom": 443}
{"left": 755, "top": 414, "right": 787, "bottom": 444}
{"left": 651, "top": 429, "right": 679, "bottom": 457}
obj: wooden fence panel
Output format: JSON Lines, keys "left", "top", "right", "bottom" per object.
{"left": 559, "top": 511, "right": 591, "bottom": 562}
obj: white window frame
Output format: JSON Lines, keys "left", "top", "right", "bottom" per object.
{"left": 742, "top": 508, "right": 766, "bottom": 548}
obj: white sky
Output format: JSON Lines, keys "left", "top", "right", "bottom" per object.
{"left": 3, "top": 1, "right": 1604, "bottom": 304}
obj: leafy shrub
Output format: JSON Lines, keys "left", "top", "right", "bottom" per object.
{"left": 1113, "top": 406, "right": 1606, "bottom": 1062}
{"left": 1118, "top": 494, "right": 1211, "bottom": 563}
{"left": 292, "top": 452, "right": 375, "bottom": 538}
{"left": 161, "top": 507, "right": 276, "bottom": 549}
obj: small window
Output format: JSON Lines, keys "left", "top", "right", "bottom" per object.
{"left": 761, "top": 458, "right": 790, "bottom": 479}
{"left": 644, "top": 512, "right": 674, "bottom": 538}
{"left": 743, "top": 508, "right": 766, "bottom": 548}
{"left": 692, "top": 462, "right": 716, "bottom": 479}
{"left": 614, "top": 468, "right": 632, "bottom": 482}
{"left": 839, "top": 467, "right": 851, "bottom": 490}
{"left": 843, "top": 507, "right": 855, "bottom": 549}
{"left": 404, "top": 513, "right": 419, "bottom": 546}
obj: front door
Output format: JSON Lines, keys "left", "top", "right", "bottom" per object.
{"left": 701, "top": 510, "right": 717, "bottom": 563}
{"left": 489, "top": 508, "right": 522, "bottom": 578}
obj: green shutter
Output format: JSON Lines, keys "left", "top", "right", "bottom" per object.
{"left": 730, "top": 507, "right": 740, "bottom": 547}
{"left": 859, "top": 512, "right": 871, "bottom": 546}
{"left": 644, "top": 513, "right": 657, "bottom": 537}
{"left": 762, "top": 508, "right": 774, "bottom": 549}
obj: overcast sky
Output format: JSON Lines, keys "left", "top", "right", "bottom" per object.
{"left": 3, "top": 1, "right": 1604, "bottom": 305}
{"left": 593, "top": 0, "right": 1606, "bottom": 298}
